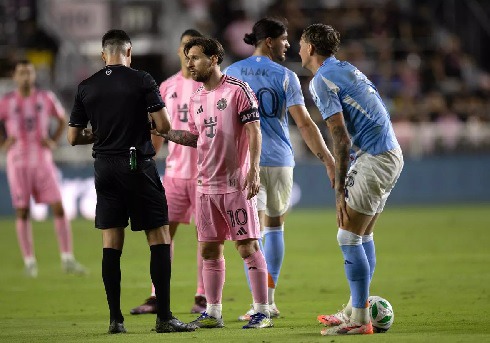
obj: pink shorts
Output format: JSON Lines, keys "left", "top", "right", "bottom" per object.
{"left": 195, "top": 190, "right": 260, "bottom": 242}
{"left": 6, "top": 160, "right": 62, "bottom": 208}
{"left": 162, "top": 175, "right": 196, "bottom": 224}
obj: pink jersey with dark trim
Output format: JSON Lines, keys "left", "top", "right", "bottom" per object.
{"left": 159, "top": 72, "right": 200, "bottom": 179}
{"left": 188, "top": 75, "right": 259, "bottom": 194}
{"left": 0, "top": 89, "right": 64, "bottom": 167}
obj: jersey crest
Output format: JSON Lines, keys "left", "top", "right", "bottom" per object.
{"left": 216, "top": 98, "right": 227, "bottom": 111}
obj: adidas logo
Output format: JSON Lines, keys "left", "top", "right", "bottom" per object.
{"left": 236, "top": 227, "right": 248, "bottom": 236}
{"left": 197, "top": 105, "right": 204, "bottom": 114}
{"left": 170, "top": 92, "right": 177, "bottom": 98}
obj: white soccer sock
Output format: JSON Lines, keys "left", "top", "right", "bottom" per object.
{"left": 206, "top": 303, "right": 222, "bottom": 318}
{"left": 351, "top": 306, "right": 370, "bottom": 324}
{"left": 345, "top": 296, "right": 353, "bottom": 316}
{"left": 61, "top": 252, "right": 74, "bottom": 262}
{"left": 254, "top": 303, "right": 270, "bottom": 317}
{"left": 24, "top": 256, "right": 36, "bottom": 266}
{"left": 268, "top": 287, "right": 275, "bottom": 305}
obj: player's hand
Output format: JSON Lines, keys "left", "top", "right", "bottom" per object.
{"left": 82, "top": 128, "right": 95, "bottom": 139}
{"left": 1, "top": 137, "right": 16, "bottom": 151}
{"left": 335, "top": 188, "right": 349, "bottom": 228}
{"left": 243, "top": 166, "right": 260, "bottom": 200}
{"left": 42, "top": 138, "right": 57, "bottom": 150}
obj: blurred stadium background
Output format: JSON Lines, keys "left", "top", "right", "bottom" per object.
{"left": 1, "top": 0, "right": 490, "bottom": 218}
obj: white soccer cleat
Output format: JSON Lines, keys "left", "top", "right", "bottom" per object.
{"left": 320, "top": 320, "right": 373, "bottom": 336}
{"left": 238, "top": 303, "right": 280, "bottom": 321}
{"left": 317, "top": 305, "right": 350, "bottom": 326}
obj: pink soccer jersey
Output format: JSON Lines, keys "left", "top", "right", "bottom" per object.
{"left": 160, "top": 71, "right": 200, "bottom": 179}
{"left": 0, "top": 89, "right": 64, "bottom": 167}
{"left": 188, "top": 75, "right": 259, "bottom": 194}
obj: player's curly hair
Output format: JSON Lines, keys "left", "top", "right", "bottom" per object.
{"left": 243, "top": 17, "right": 288, "bottom": 46}
{"left": 183, "top": 37, "right": 225, "bottom": 65}
{"left": 301, "top": 24, "right": 340, "bottom": 56}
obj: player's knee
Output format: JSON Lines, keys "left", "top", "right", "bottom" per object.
{"left": 50, "top": 202, "right": 65, "bottom": 217}
{"left": 201, "top": 244, "right": 221, "bottom": 260}
{"left": 236, "top": 239, "right": 259, "bottom": 259}
{"left": 337, "top": 228, "right": 362, "bottom": 246}
{"left": 16, "top": 208, "right": 30, "bottom": 220}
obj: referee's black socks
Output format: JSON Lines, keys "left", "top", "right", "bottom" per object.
{"left": 102, "top": 248, "right": 124, "bottom": 323}
{"left": 150, "top": 244, "right": 172, "bottom": 320}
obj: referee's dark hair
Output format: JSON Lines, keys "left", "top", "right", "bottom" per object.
{"left": 102, "top": 29, "right": 132, "bottom": 54}
{"left": 184, "top": 37, "right": 225, "bottom": 65}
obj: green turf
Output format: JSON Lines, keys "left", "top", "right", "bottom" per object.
{"left": 0, "top": 204, "right": 489, "bottom": 342}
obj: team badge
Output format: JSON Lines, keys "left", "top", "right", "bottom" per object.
{"left": 216, "top": 98, "right": 227, "bottom": 111}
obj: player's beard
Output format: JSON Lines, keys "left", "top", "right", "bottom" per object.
{"left": 191, "top": 67, "right": 212, "bottom": 83}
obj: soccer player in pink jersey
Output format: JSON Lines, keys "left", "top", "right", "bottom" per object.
{"left": 154, "top": 37, "right": 272, "bottom": 329}
{"left": 130, "top": 29, "right": 208, "bottom": 315}
{"left": 0, "top": 60, "right": 86, "bottom": 277}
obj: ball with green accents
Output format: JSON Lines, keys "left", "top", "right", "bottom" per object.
{"left": 368, "top": 296, "right": 394, "bottom": 333}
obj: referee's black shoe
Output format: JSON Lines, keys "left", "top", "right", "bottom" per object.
{"left": 108, "top": 320, "right": 127, "bottom": 334}
{"left": 155, "top": 316, "right": 198, "bottom": 333}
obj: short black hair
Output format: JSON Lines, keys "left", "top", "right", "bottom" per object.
{"left": 243, "top": 17, "right": 287, "bottom": 46}
{"left": 181, "top": 29, "right": 203, "bottom": 40}
{"left": 184, "top": 37, "right": 225, "bottom": 65}
{"left": 102, "top": 29, "right": 132, "bottom": 49}
{"left": 301, "top": 24, "right": 340, "bottom": 56}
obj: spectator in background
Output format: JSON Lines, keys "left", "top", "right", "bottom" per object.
{"left": 0, "top": 60, "right": 86, "bottom": 278}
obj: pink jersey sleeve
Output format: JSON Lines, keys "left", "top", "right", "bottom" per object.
{"left": 236, "top": 81, "right": 259, "bottom": 124}
{"left": 45, "top": 91, "right": 65, "bottom": 119}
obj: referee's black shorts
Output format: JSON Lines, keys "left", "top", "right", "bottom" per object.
{"left": 93, "top": 155, "right": 168, "bottom": 231}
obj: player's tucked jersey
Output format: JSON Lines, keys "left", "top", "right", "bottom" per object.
{"left": 0, "top": 89, "right": 64, "bottom": 167}
{"left": 160, "top": 71, "right": 199, "bottom": 179}
{"left": 309, "top": 56, "right": 399, "bottom": 155}
{"left": 224, "top": 56, "right": 305, "bottom": 167}
{"left": 188, "top": 75, "right": 259, "bottom": 194}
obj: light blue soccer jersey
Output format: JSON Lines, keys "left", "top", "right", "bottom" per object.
{"left": 309, "top": 56, "right": 399, "bottom": 155}
{"left": 224, "top": 56, "right": 305, "bottom": 167}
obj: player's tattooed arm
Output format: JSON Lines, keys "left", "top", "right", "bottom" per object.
{"left": 325, "top": 113, "right": 350, "bottom": 191}
{"left": 163, "top": 130, "right": 198, "bottom": 148}
{"left": 326, "top": 112, "right": 351, "bottom": 227}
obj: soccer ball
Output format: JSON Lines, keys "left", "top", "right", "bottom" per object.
{"left": 368, "top": 296, "right": 394, "bottom": 333}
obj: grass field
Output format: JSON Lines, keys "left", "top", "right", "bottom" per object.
{"left": 0, "top": 204, "right": 489, "bottom": 342}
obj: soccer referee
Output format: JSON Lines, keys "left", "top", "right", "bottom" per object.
{"left": 67, "top": 29, "right": 197, "bottom": 334}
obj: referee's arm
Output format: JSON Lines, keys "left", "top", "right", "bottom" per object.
{"left": 67, "top": 126, "right": 95, "bottom": 146}
{"left": 149, "top": 107, "right": 171, "bottom": 135}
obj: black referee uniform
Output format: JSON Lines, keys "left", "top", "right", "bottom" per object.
{"left": 67, "top": 29, "right": 196, "bottom": 334}
{"left": 69, "top": 64, "right": 168, "bottom": 231}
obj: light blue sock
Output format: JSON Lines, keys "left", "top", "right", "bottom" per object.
{"left": 362, "top": 239, "right": 376, "bottom": 281}
{"left": 340, "top": 244, "right": 370, "bottom": 308}
{"left": 244, "top": 238, "right": 264, "bottom": 291}
{"left": 263, "top": 229, "right": 284, "bottom": 286}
